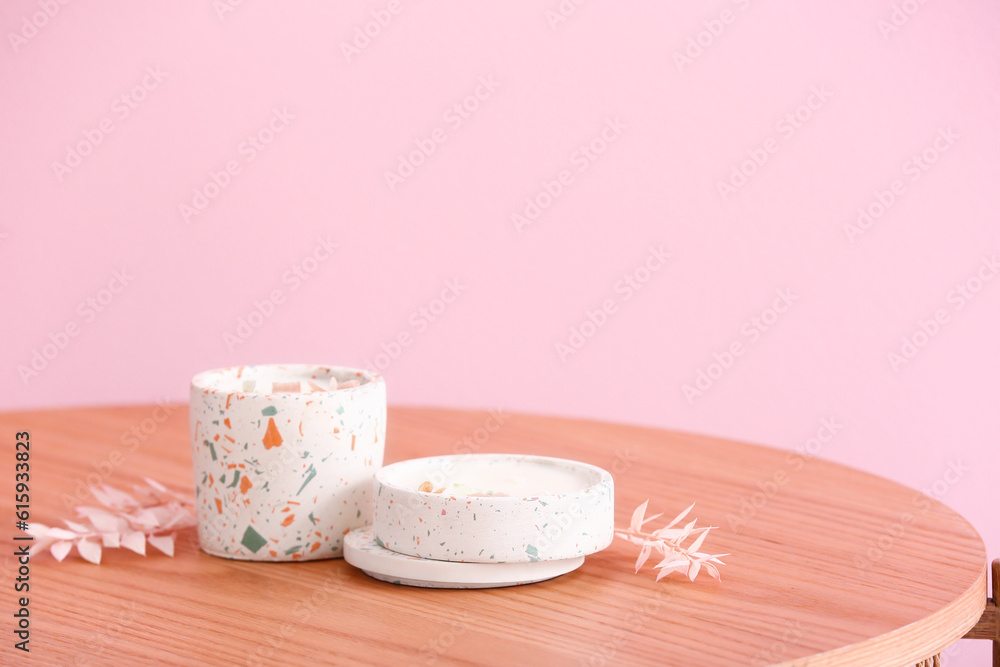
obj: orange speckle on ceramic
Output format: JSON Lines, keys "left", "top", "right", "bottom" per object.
{"left": 262, "top": 418, "right": 283, "bottom": 449}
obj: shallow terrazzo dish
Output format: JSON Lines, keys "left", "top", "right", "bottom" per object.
{"left": 372, "top": 454, "right": 614, "bottom": 563}
{"left": 344, "top": 527, "right": 585, "bottom": 588}
{"left": 189, "top": 364, "right": 385, "bottom": 561}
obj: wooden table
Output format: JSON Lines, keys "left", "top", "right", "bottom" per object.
{"left": 0, "top": 405, "right": 990, "bottom": 666}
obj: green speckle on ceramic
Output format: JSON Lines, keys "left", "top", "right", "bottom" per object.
{"left": 241, "top": 526, "right": 268, "bottom": 553}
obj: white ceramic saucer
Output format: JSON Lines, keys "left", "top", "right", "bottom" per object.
{"left": 343, "top": 528, "right": 584, "bottom": 589}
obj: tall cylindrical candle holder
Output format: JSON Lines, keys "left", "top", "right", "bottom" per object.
{"left": 189, "top": 364, "right": 385, "bottom": 561}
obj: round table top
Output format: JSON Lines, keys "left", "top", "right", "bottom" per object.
{"left": 0, "top": 405, "right": 987, "bottom": 666}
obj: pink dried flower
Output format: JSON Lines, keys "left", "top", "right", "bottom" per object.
{"left": 23, "top": 478, "right": 195, "bottom": 565}
{"left": 616, "top": 500, "right": 728, "bottom": 582}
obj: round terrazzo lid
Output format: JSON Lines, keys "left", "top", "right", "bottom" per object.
{"left": 343, "top": 527, "right": 584, "bottom": 589}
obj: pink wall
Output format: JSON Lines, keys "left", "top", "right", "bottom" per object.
{"left": 2, "top": 2, "right": 998, "bottom": 661}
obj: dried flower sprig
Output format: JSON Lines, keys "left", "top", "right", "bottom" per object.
{"left": 24, "top": 478, "right": 195, "bottom": 564}
{"left": 616, "top": 500, "right": 728, "bottom": 582}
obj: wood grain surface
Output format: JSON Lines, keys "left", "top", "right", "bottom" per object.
{"left": 0, "top": 405, "right": 988, "bottom": 666}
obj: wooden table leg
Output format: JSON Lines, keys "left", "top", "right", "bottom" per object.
{"left": 961, "top": 559, "right": 999, "bottom": 667}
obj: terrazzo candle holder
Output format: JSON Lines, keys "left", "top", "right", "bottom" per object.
{"left": 372, "top": 454, "right": 614, "bottom": 563}
{"left": 189, "top": 364, "right": 385, "bottom": 561}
